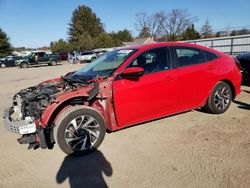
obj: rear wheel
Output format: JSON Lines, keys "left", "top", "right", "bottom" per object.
{"left": 20, "top": 62, "right": 28, "bottom": 68}
{"left": 204, "top": 81, "right": 232, "bottom": 114}
{"left": 55, "top": 106, "right": 106, "bottom": 155}
{"left": 49, "top": 60, "right": 57, "bottom": 66}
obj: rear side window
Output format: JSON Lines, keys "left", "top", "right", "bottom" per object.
{"left": 38, "top": 52, "right": 45, "bottom": 58}
{"left": 173, "top": 47, "right": 206, "bottom": 67}
{"left": 82, "top": 52, "right": 94, "bottom": 55}
{"left": 204, "top": 51, "right": 219, "bottom": 61}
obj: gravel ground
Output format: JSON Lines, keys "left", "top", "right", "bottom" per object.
{"left": 0, "top": 63, "right": 249, "bottom": 188}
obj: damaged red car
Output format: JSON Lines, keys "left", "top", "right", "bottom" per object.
{"left": 3, "top": 42, "right": 242, "bottom": 155}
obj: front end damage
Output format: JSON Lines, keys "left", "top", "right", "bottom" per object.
{"left": 3, "top": 75, "right": 112, "bottom": 150}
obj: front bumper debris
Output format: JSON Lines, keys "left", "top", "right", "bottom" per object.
{"left": 3, "top": 107, "right": 36, "bottom": 135}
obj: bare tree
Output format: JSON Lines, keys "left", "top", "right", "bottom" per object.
{"left": 135, "top": 11, "right": 165, "bottom": 38}
{"left": 135, "top": 9, "right": 197, "bottom": 41}
{"left": 163, "top": 9, "right": 197, "bottom": 40}
{"left": 200, "top": 19, "right": 213, "bottom": 38}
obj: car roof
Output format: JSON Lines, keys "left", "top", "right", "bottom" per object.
{"left": 121, "top": 42, "right": 224, "bottom": 55}
{"left": 82, "top": 51, "right": 94, "bottom": 53}
{"left": 237, "top": 52, "right": 250, "bottom": 60}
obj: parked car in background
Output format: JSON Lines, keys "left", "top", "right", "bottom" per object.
{"left": 58, "top": 52, "right": 68, "bottom": 61}
{"left": 94, "top": 50, "right": 110, "bottom": 57}
{"left": 0, "top": 56, "right": 22, "bottom": 68}
{"left": 77, "top": 51, "right": 97, "bottom": 63}
{"left": 236, "top": 52, "right": 250, "bottom": 81}
{"left": 3, "top": 42, "right": 242, "bottom": 155}
{"left": 16, "top": 51, "right": 59, "bottom": 68}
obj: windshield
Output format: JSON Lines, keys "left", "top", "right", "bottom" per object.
{"left": 26, "top": 53, "right": 34, "bottom": 58}
{"left": 73, "top": 49, "right": 136, "bottom": 78}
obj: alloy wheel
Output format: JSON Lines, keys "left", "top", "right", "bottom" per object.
{"left": 64, "top": 115, "right": 100, "bottom": 151}
{"left": 214, "top": 86, "right": 230, "bottom": 110}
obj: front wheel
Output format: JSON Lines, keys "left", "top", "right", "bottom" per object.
{"left": 55, "top": 106, "right": 106, "bottom": 155}
{"left": 20, "top": 62, "right": 28, "bottom": 68}
{"left": 1, "top": 63, "right": 6, "bottom": 68}
{"left": 204, "top": 81, "right": 232, "bottom": 114}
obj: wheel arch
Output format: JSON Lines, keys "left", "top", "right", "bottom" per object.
{"left": 204, "top": 79, "right": 236, "bottom": 107}
{"left": 220, "top": 79, "right": 236, "bottom": 100}
{"left": 49, "top": 58, "right": 57, "bottom": 62}
{"left": 47, "top": 96, "right": 87, "bottom": 126}
{"left": 20, "top": 60, "right": 29, "bottom": 64}
{"left": 45, "top": 96, "right": 107, "bottom": 128}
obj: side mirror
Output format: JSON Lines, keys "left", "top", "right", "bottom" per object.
{"left": 121, "top": 67, "right": 144, "bottom": 78}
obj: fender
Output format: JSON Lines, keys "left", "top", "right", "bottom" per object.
{"left": 40, "top": 86, "right": 93, "bottom": 127}
{"left": 39, "top": 77, "right": 119, "bottom": 131}
{"left": 20, "top": 60, "right": 30, "bottom": 65}
{"left": 49, "top": 58, "right": 57, "bottom": 62}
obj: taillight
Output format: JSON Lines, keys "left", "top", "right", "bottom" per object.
{"left": 233, "top": 57, "right": 242, "bottom": 70}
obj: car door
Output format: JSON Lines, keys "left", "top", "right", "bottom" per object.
{"left": 5, "top": 57, "right": 15, "bottom": 67}
{"left": 81, "top": 52, "right": 88, "bottom": 61}
{"left": 38, "top": 52, "right": 46, "bottom": 63}
{"left": 113, "top": 47, "right": 179, "bottom": 128}
{"left": 170, "top": 46, "right": 217, "bottom": 110}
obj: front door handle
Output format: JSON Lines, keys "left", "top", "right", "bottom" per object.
{"left": 165, "top": 76, "right": 176, "bottom": 82}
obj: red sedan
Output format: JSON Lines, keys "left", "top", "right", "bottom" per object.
{"left": 3, "top": 42, "right": 242, "bottom": 155}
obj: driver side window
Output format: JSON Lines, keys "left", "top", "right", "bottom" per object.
{"left": 129, "top": 47, "right": 170, "bottom": 74}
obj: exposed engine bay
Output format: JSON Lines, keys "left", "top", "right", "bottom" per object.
{"left": 13, "top": 80, "right": 71, "bottom": 121}
{"left": 11, "top": 75, "right": 92, "bottom": 121}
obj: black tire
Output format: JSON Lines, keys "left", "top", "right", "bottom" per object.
{"left": 1, "top": 63, "right": 6, "bottom": 68}
{"left": 204, "top": 81, "right": 232, "bottom": 114}
{"left": 20, "top": 62, "right": 28, "bottom": 68}
{"left": 55, "top": 106, "right": 106, "bottom": 155}
{"left": 50, "top": 60, "right": 57, "bottom": 66}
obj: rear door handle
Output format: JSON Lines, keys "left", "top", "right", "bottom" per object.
{"left": 208, "top": 65, "right": 216, "bottom": 71}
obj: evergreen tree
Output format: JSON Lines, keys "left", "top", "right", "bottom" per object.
{"left": 182, "top": 24, "right": 200, "bottom": 40}
{"left": 94, "top": 32, "right": 115, "bottom": 48}
{"left": 167, "top": 34, "right": 180, "bottom": 41}
{"left": 50, "top": 39, "right": 69, "bottom": 52}
{"left": 238, "top": 28, "right": 250, "bottom": 35}
{"left": 109, "top": 29, "right": 133, "bottom": 46}
{"left": 215, "top": 32, "right": 220, "bottom": 37}
{"left": 115, "top": 29, "right": 133, "bottom": 42}
{"left": 201, "top": 20, "right": 213, "bottom": 38}
{"left": 0, "top": 28, "right": 12, "bottom": 58}
{"left": 230, "top": 30, "right": 237, "bottom": 36}
{"left": 68, "top": 5, "right": 104, "bottom": 51}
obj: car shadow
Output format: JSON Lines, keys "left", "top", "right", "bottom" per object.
{"left": 233, "top": 100, "right": 250, "bottom": 110}
{"left": 243, "top": 90, "right": 250, "bottom": 94}
{"left": 242, "top": 80, "right": 250, "bottom": 87}
{"left": 26, "top": 63, "right": 63, "bottom": 69}
{"left": 56, "top": 150, "right": 112, "bottom": 188}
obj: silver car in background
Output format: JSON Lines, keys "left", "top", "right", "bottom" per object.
{"left": 77, "top": 51, "right": 97, "bottom": 63}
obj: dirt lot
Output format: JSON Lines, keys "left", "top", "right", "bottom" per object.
{"left": 0, "top": 63, "right": 249, "bottom": 188}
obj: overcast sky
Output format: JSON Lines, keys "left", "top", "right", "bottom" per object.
{"left": 0, "top": 0, "right": 250, "bottom": 48}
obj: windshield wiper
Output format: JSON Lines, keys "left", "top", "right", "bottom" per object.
{"left": 71, "top": 74, "right": 90, "bottom": 83}
{"left": 61, "top": 75, "right": 87, "bottom": 87}
{"left": 61, "top": 76, "right": 76, "bottom": 87}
